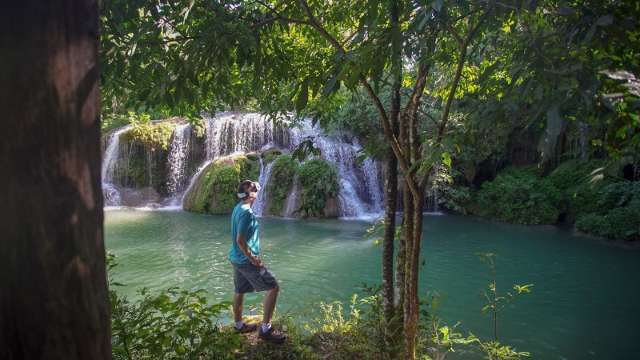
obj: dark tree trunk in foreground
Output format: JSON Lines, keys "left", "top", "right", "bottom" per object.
{"left": 0, "top": 1, "right": 110, "bottom": 359}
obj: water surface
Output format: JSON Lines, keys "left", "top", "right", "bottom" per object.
{"left": 105, "top": 209, "right": 640, "bottom": 359}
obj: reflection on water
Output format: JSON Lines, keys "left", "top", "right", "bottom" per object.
{"left": 105, "top": 209, "right": 640, "bottom": 359}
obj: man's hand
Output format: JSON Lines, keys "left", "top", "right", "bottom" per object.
{"left": 251, "top": 256, "right": 263, "bottom": 268}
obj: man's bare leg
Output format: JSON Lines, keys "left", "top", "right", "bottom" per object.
{"left": 262, "top": 286, "right": 279, "bottom": 324}
{"left": 233, "top": 293, "right": 244, "bottom": 323}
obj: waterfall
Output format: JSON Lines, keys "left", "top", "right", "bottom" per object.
{"left": 284, "top": 178, "right": 300, "bottom": 217}
{"left": 105, "top": 113, "right": 385, "bottom": 219}
{"left": 359, "top": 147, "right": 384, "bottom": 213}
{"left": 102, "top": 126, "right": 131, "bottom": 206}
{"left": 180, "top": 159, "right": 213, "bottom": 206}
{"left": 290, "top": 121, "right": 383, "bottom": 218}
{"left": 253, "top": 158, "right": 275, "bottom": 217}
{"left": 205, "top": 113, "right": 291, "bottom": 160}
{"left": 166, "top": 124, "right": 191, "bottom": 203}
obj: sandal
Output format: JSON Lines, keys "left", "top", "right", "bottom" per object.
{"left": 234, "top": 322, "right": 257, "bottom": 333}
{"left": 258, "top": 326, "right": 287, "bottom": 344}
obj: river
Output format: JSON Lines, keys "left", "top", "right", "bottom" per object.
{"left": 105, "top": 209, "right": 640, "bottom": 359}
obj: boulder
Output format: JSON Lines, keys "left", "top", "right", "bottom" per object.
{"left": 183, "top": 154, "right": 260, "bottom": 214}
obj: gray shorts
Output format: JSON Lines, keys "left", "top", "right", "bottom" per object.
{"left": 232, "top": 261, "right": 278, "bottom": 294}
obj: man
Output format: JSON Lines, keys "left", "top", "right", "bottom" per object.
{"left": 229, "top": 179, "right": 286, "bottom": 344}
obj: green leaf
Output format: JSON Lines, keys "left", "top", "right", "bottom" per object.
{"left": 442, "top": 152, "right": 452, "bottom": 168}
{"left": 296, "top": 79, "right": 309, "bottom": 112}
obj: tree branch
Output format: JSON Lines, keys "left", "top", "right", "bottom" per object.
{"left": 419, "top": 9, "right": 491, "bottom": 189}
{"left": 296, "top": 0, "right": 417, "bottom": 191}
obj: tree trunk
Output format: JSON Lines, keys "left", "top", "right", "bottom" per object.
{"left": 382, "top": 149, "right": 398, "bottom": 322}
{"left": 395, "top": 180, "right": 412, "bottom": 317}
{"left": 382, "top": 0, "right": 401, "bottom": 330}
{"left": 0, "top": 1, "right": 110, "bottom": 359}
{"left": 403, "top": 188, "right": 424, "bottom": 360}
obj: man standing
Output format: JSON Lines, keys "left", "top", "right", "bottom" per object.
{"left": 229, "top": 179, "right": 286, "bottom": 344}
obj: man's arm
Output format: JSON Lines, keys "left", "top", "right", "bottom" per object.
{"left": 236, "top": 233, "right": 262, "bottom": 267}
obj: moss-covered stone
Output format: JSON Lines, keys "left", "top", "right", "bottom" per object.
{"left": 183, "top": 154, "right": 260, "bottom": 214}
{"left": 246, "top": 152, "right": 260, "bottom": 162}
{"left": 262, "top": 148, "right": 283, "bottom": 163}
{"left": 297, "top": 159, "right": 339, "bottom": 218}
{"left": 266, "top": 155, "right": 298, "bottom": 216}
{"left": 122, "top": 121, "right": 177, "bottom": 151}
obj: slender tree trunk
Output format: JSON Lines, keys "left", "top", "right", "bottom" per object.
{"left": 0, "top": 1, "right": 110, "bottom": 359}
{"left": 382, "top": 0, "right": 401, "bottom": 331}
{"left": 382, "top": 149, "right": 398, "bottom": 322}
{"left": 403, "top": 188, "right": 425, "bottom": 360}
{"left": 396, "top": 180, "right": 412, "bottom": 317}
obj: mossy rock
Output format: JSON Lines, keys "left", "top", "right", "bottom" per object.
{"left": 246, "top": 152, "right": 260, "bottom": 162}
{"left": 183, "top": 154, "right": 260, "bottom": 214}
{"left": 262, "top": 148, "right": 283, "bottom": 163}
{"left": 266, "top": 155, "right": 298, "bottom": 216}
{"left": 297, "top": 159, "right": 339, "bottom": 218}
{"left": 122, "top": 121, "right": 177, "bottom": 151}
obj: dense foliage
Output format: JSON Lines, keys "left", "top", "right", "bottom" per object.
{"left": 266, "top": 154, "right": 298, "bottom": 216}
{"left": 473, "top": 168, "right": 561, "bottom": 225}
{"left": 576, "top": 182, "right": 640, "bottom": 241}
{"left": 111, "top": 288, "right": 239, "bottom": 360}
{"left": 122, "top": 116, "right": 176, "bottom": 152}
{"left": 297, "top": 159, "right": 339, "bottom": 218}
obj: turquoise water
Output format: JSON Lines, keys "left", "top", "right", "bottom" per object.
{"left": 105, "top": 209, "right": 640, "bottom": 359}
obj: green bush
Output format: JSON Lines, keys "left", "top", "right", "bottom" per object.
{"left": 546, "top": 159, "right": 609, "bottom": 219}
{"left": 440, "top": 186, "right": 473, "bottom": 214}
{"left": 108, "top": 255, "right": 240, "bottom": 360}
{"left": 266, "top": 155, "right": 298, "bottom": 216}
{"left": 111, "top": 288, "right": 240, "bottom": 360}
{"left": 297, "top": 159, "right": 339, "bottom": 218}
{"left": 123, "top": 119, "right": 176, "bottom": 151}
{"left": 183, "top": 154, "right": 259, "bottom": 214}
{"left": 576, "top": 182, "right": 640, "bottom": 241}
{"left": 474, "top": 167, "right": 561, "bottom": 225}
{"left": 262, "top": 148, "right": 283, "bottom": 163}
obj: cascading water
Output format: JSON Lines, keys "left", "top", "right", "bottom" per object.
{"left": 289, "top": 121, "right": 384, "bottom": 218}
{"left": 284, "top": 178, "right": 300, "bottom": 217}
{"left": 104, "top": 113, "right": 384, "bottom": 219}
{"left": 102, "top": 126, "right": 131, "bottom": 206}
{"left": 253, "top": 158, "right": 275, "bottom": 217}
{"left": 205, "top": 113, "right": 291, "bottom": 160}
{"left": 166, "top": 124, "right": 191, "bottom": 204}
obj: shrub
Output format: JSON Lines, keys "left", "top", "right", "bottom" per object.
{"left": 266, "top": 155, "right": 298, "bottom": 216}
{"left": 576, "top": 182, "right": 640, "bottom": 241}
{"left": 111, "top": 288, "right": 240, "bottom": 360}
{"left": 547, "top": 159, "right": 610, "bottom": 219}
{"left": 123, "top": 119, "right": 176, "bottom": 151}
{"left": 474, "top": 167, "right": 561, "bottom": 225}
{"left": 108, "top": 254, "right": 240, "bottom": 360}
{"left": 297, "top": 159, "right": 339, "bottom": 218}
{"left": 440, "top": 186, "right": 473, "bottom": 214}
{"left": 261, "top": 148, "right": 283, "bottom": 163}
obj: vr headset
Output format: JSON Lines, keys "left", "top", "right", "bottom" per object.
{"left": 237, "top": 180, "right": 261, "bottom": 199}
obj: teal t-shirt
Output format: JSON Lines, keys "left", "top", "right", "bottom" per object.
{"left": 229, "top": 202, "right": 260, "bottom": 264}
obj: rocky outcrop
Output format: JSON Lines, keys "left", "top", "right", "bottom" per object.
{"left": 182, "top": 154, "right": 260, "bottom": 214}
